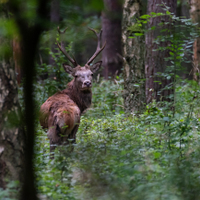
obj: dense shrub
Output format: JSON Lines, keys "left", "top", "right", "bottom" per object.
{"left": 34, "top": 75, "right": 200, "bottom": 200}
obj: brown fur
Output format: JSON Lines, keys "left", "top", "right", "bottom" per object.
{"left": 39, "top": 78, "right": 92, "bottom": 150}
{"left": 40, "top": 28, "right": 105, "bottom": 151}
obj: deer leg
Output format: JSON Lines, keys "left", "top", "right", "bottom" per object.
{"left": 64, "top": 125, "right": 79, "bottom": 153}
{"left": 69, "top": 124, "right": 79, "bottom": 144}
{"left": 47, "top": 124, "right": 62, "bottom": 152}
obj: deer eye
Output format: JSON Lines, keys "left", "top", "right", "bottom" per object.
{"left": 91, "top": 73, "right": 93, "bottom": 76}
{"left": 75, "top": 75, "right": 78, "bottom": 78}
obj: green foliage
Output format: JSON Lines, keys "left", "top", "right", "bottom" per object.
{"left": 2, "top": 0, "right": 200, "bottom": 199}
{"left": 33, "top": 39, "right": 200, "bottom": 199}
{"left": 34, "top": 78, "right": 200, "bottom": 199}
{"left": 39, "top": 0, "right": 102, "bottom": 61}
{"left": 0, "top": 181, "right": 20, "bottom": 200}
{"left": 35, "top": 127, "right": 75, "bottom": 199}
{"left": 87, "top": 77, "right": 124, "bottom": 117}
{"left": 36, "top": 47, "right": 71, "bottom": 96}
{"left": 32, "top": 3, "right": 200, "bottom": 200}
{"left": 129, "top": 2, "right": 199, "bottom": 106}
{"left": 32, "top": 44, "right": 124, "bottom": 199}
{"left": 34, "top": 76, "right": 124, "bottom": 199}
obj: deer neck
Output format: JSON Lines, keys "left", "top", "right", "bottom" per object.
{"left": 65, "top": 79, "right": 92, "bottom": 114}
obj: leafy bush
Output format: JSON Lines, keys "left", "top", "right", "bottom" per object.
{"left": 29, "top": 6, "right": 200, "bottom": 199}
{"left": 34, "top": 74, "right": 200, "bottom": 199}
{"left": 34, "top": 63, "right": 124, "bottom": 199}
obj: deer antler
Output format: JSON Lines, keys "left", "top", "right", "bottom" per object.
{"left": 86, "top": 28, "right": 106, "bottom": 65}
{"left": 57, "top": 27, "right": 78, "bottom": 67}
{"left": 57, "top": 26, "right": 68, "bottom": 34}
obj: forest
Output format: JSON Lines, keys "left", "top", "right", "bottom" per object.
{"left": 1, "top": 0, "right": 200, "bottom": 199}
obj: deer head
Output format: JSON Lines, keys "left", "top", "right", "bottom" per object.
{"left": 57, "top": 27, "right": 106, "bottom": 91}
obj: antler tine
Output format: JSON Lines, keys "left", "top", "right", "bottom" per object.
{"left": 57, "top": 26, "right": 68, "bottom": 34}
{"left": 57, "top": 26, "right": 78, "bottom": 67}
{"left": 88, "top": 27, "right": 99, "bottom": 37}
{"left": 87, "top": 28, "right": 106, "bottom": 65}
{"left": 57, "top": 42, "right": 78, "bottom": 67}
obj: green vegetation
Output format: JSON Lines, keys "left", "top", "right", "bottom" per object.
{"left": 31, "top": 6, "right": 200, "bottom": 199}
{"left": 33, "top": 74, "right": 200, "bottom": 199}
{"left": 1, "top": 1, "right": 200, "bottom": 199}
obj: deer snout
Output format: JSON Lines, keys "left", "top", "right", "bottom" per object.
{"left": 83, "top": 80, "right": 91, "bottom": 87}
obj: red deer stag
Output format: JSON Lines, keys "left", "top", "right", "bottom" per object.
{"left": 39, "top": 28, "right": 106, "bottom": 151}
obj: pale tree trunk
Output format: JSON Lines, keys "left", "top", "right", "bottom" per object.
{"left": 102, "top": 0, "right": 123, "bottom": 79}
{"left": 190, "top": 0, "right": 200, "bottom": 82}
{"left": 145, "top": 0, "right": 177, "bottom": 103}
{"left": 0, "top": 60, "right": 24, "bottom": 192}
{"left": 122, "top": 0, "right": 146, "bottom": 114}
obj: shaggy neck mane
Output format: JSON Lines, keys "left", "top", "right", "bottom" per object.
{"left": 62, "top": 79, "right": 92, "bottom": 113}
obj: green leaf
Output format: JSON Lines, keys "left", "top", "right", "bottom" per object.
{"left": 154, "top": 152, "right": 161, "bottom": 159}
{"left": 140, "top": 14, "right": 151, "bottom": 19}
{"left": 134, "top": 33, "right": 144, "bottom": 36}
{"left": 151, "top": 12, "right": 157, "bottom": 16}
{"left": 163, "top": 117, "right": 169, "bottom": 122}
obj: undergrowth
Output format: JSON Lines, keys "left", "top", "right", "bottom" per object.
{"left": 34, "top": 76, "right": 200, "bottom": 200}
{"left": 33, "top": 8, "right": 200, "bottom": 198}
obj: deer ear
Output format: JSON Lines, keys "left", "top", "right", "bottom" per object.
{"left": 90, "top": 61, "right": 102, "bottom": 73}
{"left": 63, "top": 64, "right": 74, "bottom": 75}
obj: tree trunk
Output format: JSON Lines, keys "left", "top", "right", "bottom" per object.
{"left": 177, "top": 0, "right": 190, "bottom": 18}
{"left": 9, "top": 0, "right": 49, "bottom": 199}
{"left": 122, "top": 0, "right": 146, "bottom": 114}
{"left": 0, "top": 60, "right": 24, "bottom": 193}
{"left": 13, "top": 37, "right": 23, "bottom": 85}
{"left": 51, "top": 0, "right": 60, "bottom": 23}
{"left": 102, "top": 0, "right": 123, "bottom": 79}
{"left": 176, "top": 0, "right": 192, "bottom": 80}
{"left": 49, "top": 0, "right": 60, "bottom": 66}
{"left": 145, "top": 0, "right": 177, "bottom": 103}
{"left": 190, "top": 0, "right": 200, "bottom": 83}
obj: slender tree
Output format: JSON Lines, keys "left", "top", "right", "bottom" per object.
{"left": 49, "top": 0, "right": 60, "bottom": 66}
{"left": 102, "top": 0, "right": 123, "bottom": 79}
{"left": 177, "top": 0, "right": 190, "bottom": 18}
{"left": 145, "top": 0, "right": 177, "bottom": 103}
{"left": 190, "top": 0, "right": 200, "bottom": 83}
{"left": 177, "top": 0, "right": 192, "bottom": 80}
{"left": 13, "top": 36, "right": 22, "bottom": 84}
{"left": 122, "top": 0, "right": 146, "bottom": 113}
{"left": 9, "top": 0, "right": 49, "bottom": 199}
{"left": 51, "top": 0, "right": 60, "bottom": 23}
